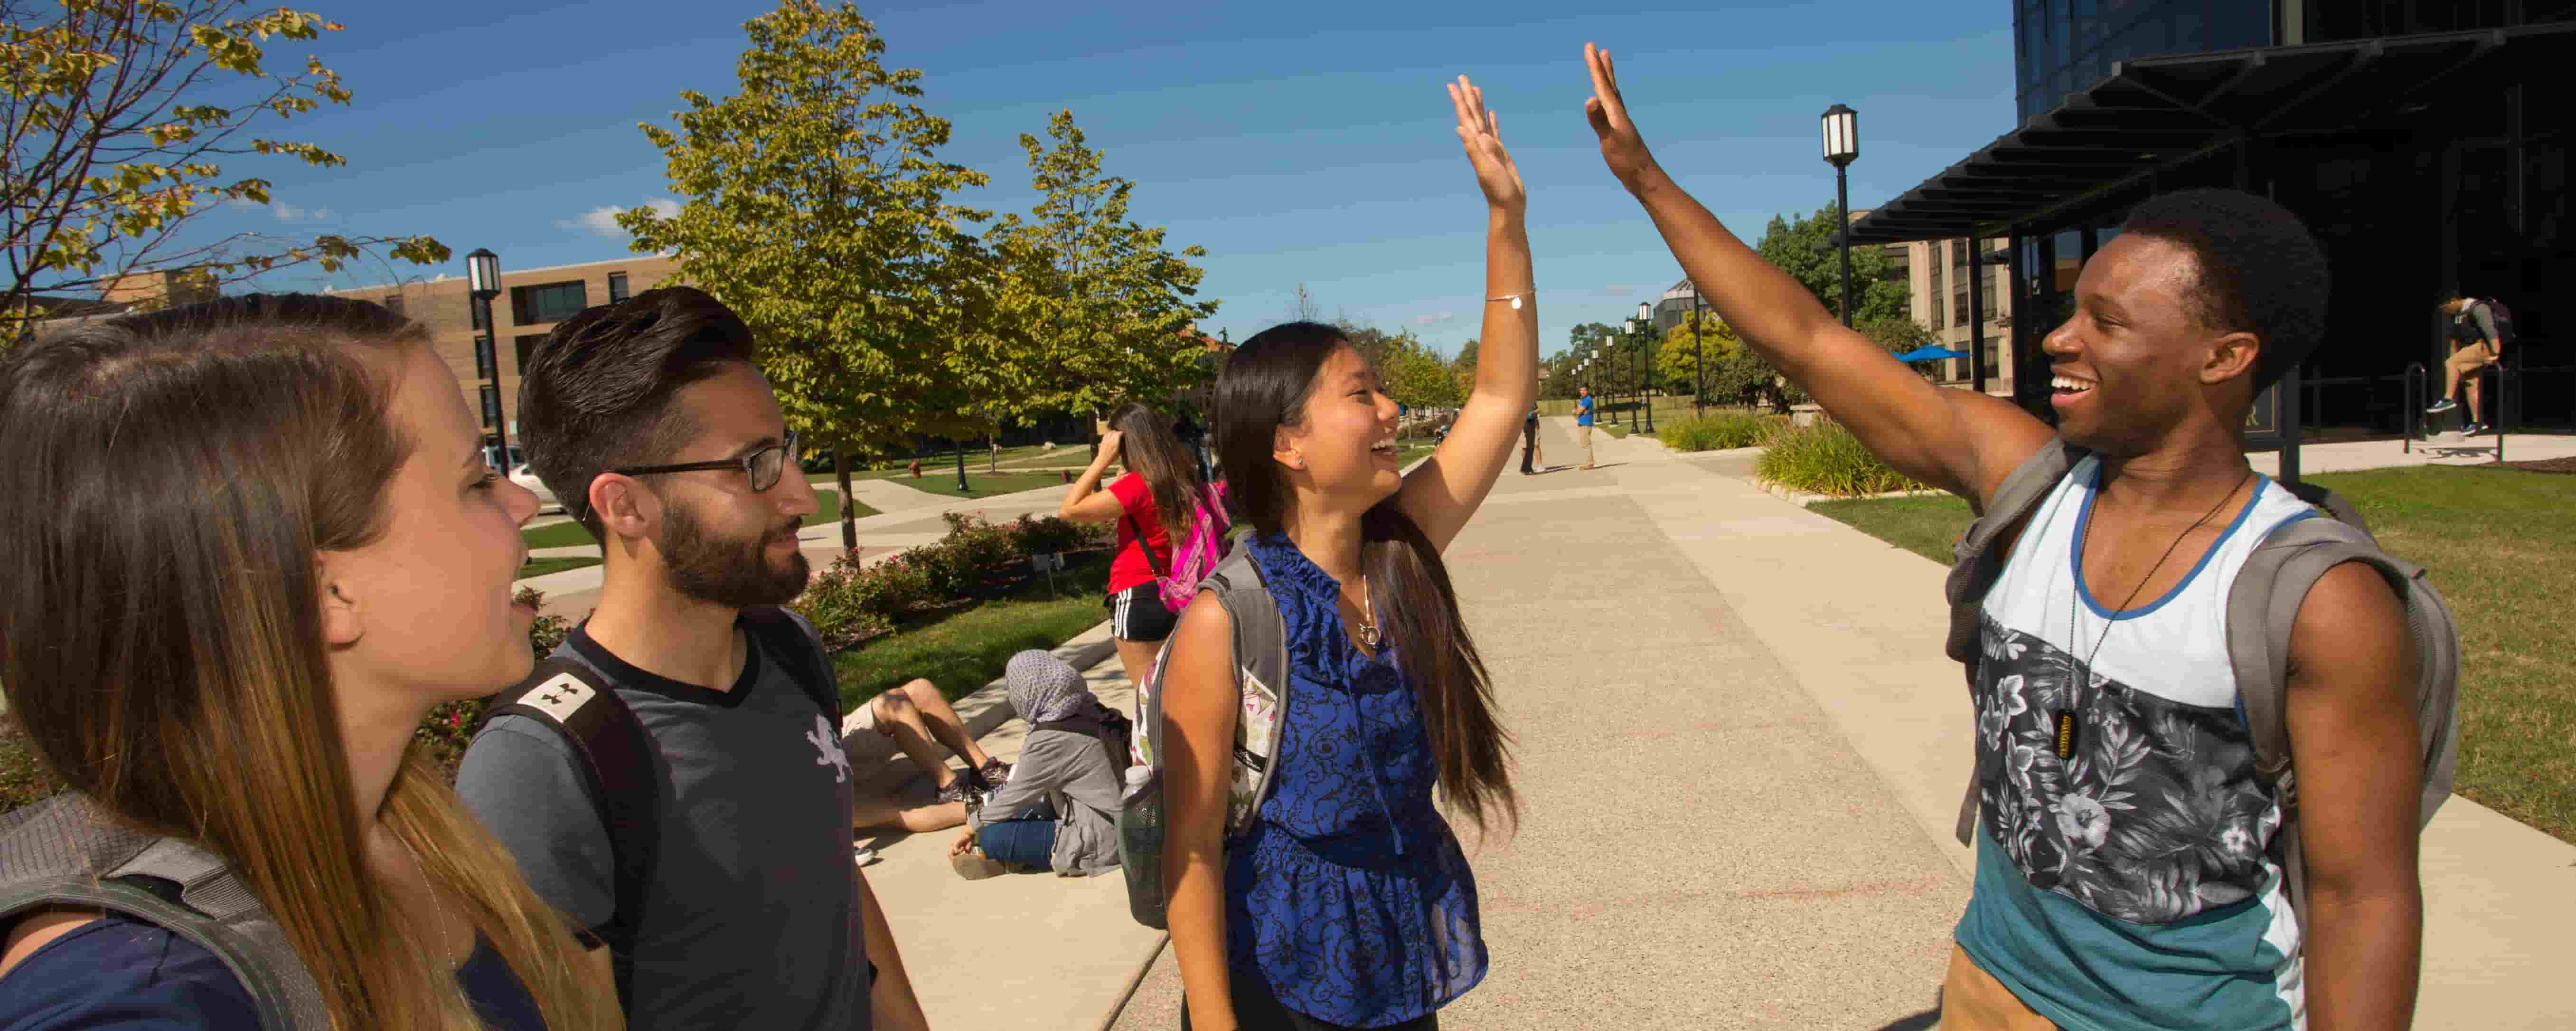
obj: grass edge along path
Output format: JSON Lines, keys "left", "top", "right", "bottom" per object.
{"left": 1807, "top": 465, "right": 2576, "bottom": 845}
{"left": 829, "top": 553, "right": 1115, "bottom": 712}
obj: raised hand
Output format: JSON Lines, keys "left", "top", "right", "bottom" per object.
{"left": 1447, "top": 75, "right": 1525, "bottom": 215}
{"left": 1583, "top": 42, "right": 1659, "bottom": 193}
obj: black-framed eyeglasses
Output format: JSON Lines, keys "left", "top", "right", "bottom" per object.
{"left": 610, "top": 430, "right": 801, "bottom": 494}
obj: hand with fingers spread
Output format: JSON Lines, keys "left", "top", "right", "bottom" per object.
{"left": 1447, "top": 75, "right": 1525, "bottom": 215}
{"left": 1582, "top": 42, "right": 1661, "bottom": 194}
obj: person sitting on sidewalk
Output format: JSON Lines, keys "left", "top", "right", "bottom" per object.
{"left": 1586, "top": 44, "right": 2425, "bottom": 1031}
{"left": 846, "top": 677, "right": 1013, "bottom": 833}
{"left": 948, "top": 651, "right": 1126, "bottom": 880}
{"left": 2425, "top": 292, "right": 2510, "bottom": 435}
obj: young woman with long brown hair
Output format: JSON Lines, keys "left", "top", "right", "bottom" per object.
{"left": 1061, "top": 400, "right": 1232, "bottom": 690}
{"left": 0, "top": 295, "right": 620, "bottom": 1030}
{"left": 1157, "top": 76, "right": 1536, "bottom": 1031}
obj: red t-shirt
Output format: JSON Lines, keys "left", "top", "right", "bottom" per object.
{"left": 1107, "top": 472, "right": 1171, "bottom": 595}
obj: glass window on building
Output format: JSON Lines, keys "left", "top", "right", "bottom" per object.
{"left": 515, "top": 333, "right": 547, "bottom": 374}
{"left": 608, "top": 272, "right": 630, "bottom": 303}
{"left": 1954, "top": 289, "right": 1971, "bottom": 327}
{"left": 474, "top": 343, "right": 494, "bottom": 381}
{"left": 479, "top": 384, "right": 502, "bottom": 431}
{"left": 510, "top": 280, "right": 587, "bottom": 325}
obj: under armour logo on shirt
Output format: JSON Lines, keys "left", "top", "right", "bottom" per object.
{"left": 809, "top": 714, "right": 849, "bottom": 784}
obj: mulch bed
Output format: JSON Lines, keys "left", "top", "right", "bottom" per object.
{"left": 2497, "top": 456, "right": 2576, "bottom": 474}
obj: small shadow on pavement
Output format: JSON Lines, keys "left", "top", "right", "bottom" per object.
{"left": 1870, "top": 1008, "right": 1939, "bottom": 1031}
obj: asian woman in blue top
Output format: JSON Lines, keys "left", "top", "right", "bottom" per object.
{"left": 1157, "top": 76, "right": 1537, "bottom": 1031}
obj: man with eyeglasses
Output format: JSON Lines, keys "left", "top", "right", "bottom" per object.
{"left": 456, "top": 286, "right": 930, "bottom": 1030}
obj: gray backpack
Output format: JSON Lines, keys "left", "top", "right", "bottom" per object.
{"left": 1115, "top": 547, "right": 1292, "bottom": 930}
{"left": 1943, "top": 438, "right": 2461, "bottom": 923}
{"left": 0, "top": 793, "right": 327, "bottom": 1028}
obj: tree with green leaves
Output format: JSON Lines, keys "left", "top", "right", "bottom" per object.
{"left": 1856, "top": 313, "right": 1941, "bottom": 381}
{"left": 1379, "top": 331, "right": 1461, "bottom": 412}
{"left": 1655, "top": 311, "right": 1741, "bottom": 397}
{"left": 1754, "top": 201, "right": 1909, "bottom": 325}
{"left": 1449, "top": 337, "right": 1478, "bottom": 395}
{"left": 621, "top": 0, "right": 991, "bottom": 550}
{"left": 979, "top": 110, "right": 1218, "bottom": 442}
{"left": 3, "top": 1, "right": 447, "bottom": 337}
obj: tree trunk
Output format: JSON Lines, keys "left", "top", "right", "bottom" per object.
{"left": 987, "top": 430, "right": 997, "bottom": 473}
{"left": 834, "top": 445, "right": 856, "bottom": 553}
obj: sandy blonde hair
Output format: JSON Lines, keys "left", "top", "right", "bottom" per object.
{"left": 0, "top": 295, "right": 619, "bottom": 1030}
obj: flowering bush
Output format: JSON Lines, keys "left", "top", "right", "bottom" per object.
{"left": 1007, "top": 513, "right": 1096, "bottom": 556}
{"left": 941, "top": 512, "right": 1023, "bottom": 572}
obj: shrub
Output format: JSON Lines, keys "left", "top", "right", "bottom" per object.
{"left": 795, "top": 552, "right": 900, "bottom": 650}
{"left": 0, "top": 715, "right": 60, "bottom": 813}
{"left": 1754, "top": 420, "right": 1933, "bottom": 498}
{"left": 1008, "top": 513, "right": 1099, "bottom": 556}
{"left": 940, "top": 512, "right": 1023, "bottom": 573}
{"left": 1657, "top": 412, "right": 1780, "bottom": 453}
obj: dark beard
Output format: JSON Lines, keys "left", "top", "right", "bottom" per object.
{"left": 660, "top": 501, "right": 809, "bottom": 609}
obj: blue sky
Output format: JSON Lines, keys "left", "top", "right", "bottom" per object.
{"left": 220, "top": 0, "right": 2017, "bottom": 357}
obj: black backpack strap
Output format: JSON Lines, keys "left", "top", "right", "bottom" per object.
{"left": 742, "top": 606, "right": 840, "bottom": 720}
{"left": 477, "top": 657, "right": 659, "bottom": 1013}
{"left": 1124, "top": 512, "right": 1171, "bottom": 580}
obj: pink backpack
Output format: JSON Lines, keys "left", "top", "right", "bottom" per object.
{"left": 1129, "top": 482, "right": 1232, "bottom": 613}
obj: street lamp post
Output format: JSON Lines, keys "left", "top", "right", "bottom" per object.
{"left": 1687, "top": 282, "right": 1706, "bottom": 417}
{"left": 1821, "top": 104, "right": 1859, "bottom": 328}
{"left": 1622, "top": 314, "right": 1639, "bottom": 431}
{"left": 465, "top": 248, "right": 507, "bottom": 469}
{"left": 1634, "top": 301, "right": 1656, "bottom": 434}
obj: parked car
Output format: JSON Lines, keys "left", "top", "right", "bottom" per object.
{"left": 510, "top": 462, "right": 561, "bottom": 514}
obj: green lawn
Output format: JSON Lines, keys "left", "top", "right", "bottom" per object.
{"left": 831, "top": 552, "right": 1115, "bottom": 711}
{"left": 836, "top": 469, "right": 1070, "bottom": 499}
{"left": 518, "top": 556, "right": 601, "bottom": 579}
{"left": 1808, "top": 464, "right": 2576, "bottom": 844}
{"left": 523, "top": 490, "right": 875, "bottom": 549}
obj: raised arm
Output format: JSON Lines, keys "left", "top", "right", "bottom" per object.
{"left": 1059, "top": 430, "right": 1128, "bottom": 524}
{"left": 1579, "top": 43, "right": 2050, "bottom": 506}
{"left": 1398, "top": 76, "right": 1540, "bottom": 549}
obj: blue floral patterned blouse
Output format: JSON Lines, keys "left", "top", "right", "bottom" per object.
{"left": 1225, "top": 532, "right": 1486, "bottom": 1026}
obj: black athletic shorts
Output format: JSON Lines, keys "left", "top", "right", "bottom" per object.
{"left": 1109, "top": 582, "right": 1179, "bottom": 642}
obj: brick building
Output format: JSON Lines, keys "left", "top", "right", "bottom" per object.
{"left": 333, "top": 254, "right": 681, "bottom": 463}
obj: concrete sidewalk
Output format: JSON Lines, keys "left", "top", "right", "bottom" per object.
{"left": 1100, "top": 415, "right": 2575, "bottom": 1029}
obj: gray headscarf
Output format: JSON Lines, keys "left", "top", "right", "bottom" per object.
{"left": 1006, "top": 650, "right": 1092, "bottom": 724}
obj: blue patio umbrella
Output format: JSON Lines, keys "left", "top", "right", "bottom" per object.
{"left": 1892, "top": 344, "right": 1969, "bottom": 363}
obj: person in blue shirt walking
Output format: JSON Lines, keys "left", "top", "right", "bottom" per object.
{"left": 1573, "top": 386, "right": 1598, "bottom": 469}
{"left": 1156, "top": 75, "right": 1533, "bottom": 1031}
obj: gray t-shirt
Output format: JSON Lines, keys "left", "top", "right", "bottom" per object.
{"left": 456, "top": 619, "right": 868, "bottom": 1031}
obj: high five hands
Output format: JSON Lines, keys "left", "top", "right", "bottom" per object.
{"left": 1447, "top": 76, "right": 1525, "bottom": 215}
{"left": 1583, "top": 42, "right": 1661, "bottom": 195}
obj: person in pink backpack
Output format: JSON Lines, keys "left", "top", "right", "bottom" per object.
{"left": 1061, "top": 401, "right": 1232, "bottom": 681}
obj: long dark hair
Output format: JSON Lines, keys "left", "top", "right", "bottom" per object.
{"left": 1108, "top": 401, "right": 1214, "bottom": 530}
{"left": 1212, "top": 321, "right": 1518, "bottom": 835}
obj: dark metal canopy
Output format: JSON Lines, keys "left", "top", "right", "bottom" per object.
{"left": 1846, "top": 23, "right": 2576, "bottom": 245}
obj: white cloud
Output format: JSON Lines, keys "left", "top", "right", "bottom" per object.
{"left": 1410, "top": 311, "right": 1456, "bottom": 326}
{"left": 558, "top": 198, "right": 681, "bottom": 236}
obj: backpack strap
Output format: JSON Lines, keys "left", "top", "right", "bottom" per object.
{"left": 1125, "top": 511, "right": 1173, "bottom": 581}
{"left": 1200, "top": 547, "right": 1293, "bottom": 836}
{"left": 1945, "top": 437, "right": 2084, "bottom": 845}
{"left": 2225, "top": 495, "right": 2462, "bottom": 927}
{"left": 476, "top": 657, "right": 659, "bottom": 1013}
{"left": 741, "top": 605, "right": 841, "bottom": 720}
{"left": 0, "top": 795, "right": 329, "bottom": 1030}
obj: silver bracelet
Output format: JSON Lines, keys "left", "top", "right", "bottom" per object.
{"left": 1485, "top": 293, "right": 1531, "bottom": 310}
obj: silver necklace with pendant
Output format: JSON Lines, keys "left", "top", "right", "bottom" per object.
{"left": 1351, "top": 572, "right": 1381, "bottom": 650}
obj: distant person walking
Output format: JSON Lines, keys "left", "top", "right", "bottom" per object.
{"left": 1574, "top": 385, "right": 1599, "bottom": 469}
{"left": 1519, "top": 404, "right": 1542, "bottom": 474}
{"left": 1157, "top": 75, "right": 1532, "bottom": 1031}
{"left": 2425, "top": 293, "right": 2512, "bottom": 435}
{"left": 1061, "top": 402, "right": 1231, "bottom": 685}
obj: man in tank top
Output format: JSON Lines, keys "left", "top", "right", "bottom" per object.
{"left": 1588, "top": 73, "right": 2424, "bottom": 1031}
